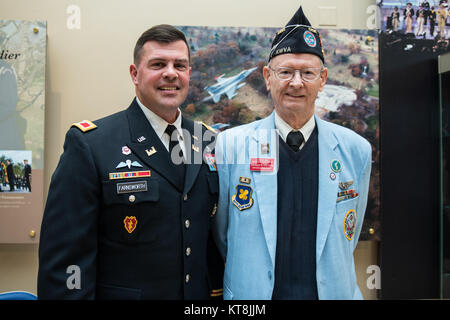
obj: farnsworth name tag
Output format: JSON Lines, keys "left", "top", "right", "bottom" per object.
{"left": 116, "top": 181, "right": 148, "bottom": 194}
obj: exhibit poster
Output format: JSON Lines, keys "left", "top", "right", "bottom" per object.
{"left": 380, "top": 0, "right": 449, "bottom": 53}
{"left": 0, "top": 20, "right": 46, "bottom": 243}
{"left": 180, "top": 26, "right": 380, "bottom": 240}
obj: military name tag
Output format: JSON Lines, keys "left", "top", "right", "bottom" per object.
{"left": 250, "top": 158, "right": 274, "bottom": 172}
{"left": 116, "top": 181, "right": 147, "bottom": 194}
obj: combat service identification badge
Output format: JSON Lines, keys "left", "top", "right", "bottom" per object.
{"left": 232, "top": 184, "right": 253, "bottom": 211}
{"left": 124, "top": 216, "right": 137, "bottom": 234}
{"left": 343, "top": 209, "right": 356, "bottom": 241}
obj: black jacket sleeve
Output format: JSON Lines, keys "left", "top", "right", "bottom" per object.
{"left": 38, "top": 128, "right": 100, "bottom": 299}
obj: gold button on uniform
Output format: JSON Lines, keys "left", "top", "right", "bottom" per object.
{"left": 185, "top": 219, "right": 190, "bottom": 229}
{"left": 129, "top": 195, "right": 136, "bottom": 203}
{"left": 186, "top": 247, "right": 191, "bottom": 256}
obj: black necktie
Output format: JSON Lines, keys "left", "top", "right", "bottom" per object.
{"left": 286, "top": 130, "right": 304, "bottom": 152}
{"left": 165, "top": 124, "right": 185, "bottom": 180}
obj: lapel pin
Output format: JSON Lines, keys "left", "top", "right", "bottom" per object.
{"left": 239, "top": 176, "right": 251, "bottom": 184}
{"left": 137, "top": 136, "right": 146, "bottom": 143}
{"left": 339, "top": 180, "right": 354, "bottom": 190}
{"left": 145, "top": 146, "right": 157, "bottom": 157}
{"left": 261, "top": 143, "right": 270, "bottom": 154}
{"left": 330, "top": 159, "right": 342, "bottom": 173}
{"left": 330, "top": 172, "right": 336, "bottom": 180}
{"left": 122, "top": 146, "right": 131, "bottom": 155}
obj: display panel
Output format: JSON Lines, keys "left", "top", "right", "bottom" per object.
{"left": 0, "top": 20, "right": 46, "bottom": 243}
{"left": 180, "top": 26, "right": 380, "bottom": 240}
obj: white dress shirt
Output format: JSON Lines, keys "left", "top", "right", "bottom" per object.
{"left": 274, "top": 111, "right": 316, "bottom": 150}
{"left": 136, "top": 97, "right": 187, "bottom": 158}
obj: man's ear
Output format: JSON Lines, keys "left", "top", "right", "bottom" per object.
{"left": 129, "top": 64, "right": 138, "bottom": 85}
{"left": 319, "top": 67, "right": 328, "bottom": 92}
{"left": 262, "top": 65, "right": 271, "bottom": 92}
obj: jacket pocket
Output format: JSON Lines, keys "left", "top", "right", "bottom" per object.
{"left": 96, "top": 283, "right": 142, "bottom": 300}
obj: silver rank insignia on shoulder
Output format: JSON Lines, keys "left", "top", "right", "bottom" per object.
{"left": 339, "top": 180, "right": 354, "bottom": 190}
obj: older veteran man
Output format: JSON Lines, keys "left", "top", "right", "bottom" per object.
{"left": 213, "top": 6, "right": 372, "bottom": 300}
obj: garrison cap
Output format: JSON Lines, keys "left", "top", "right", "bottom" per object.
{"left": 269, "top": 6, "right": 325, "bottom": 63}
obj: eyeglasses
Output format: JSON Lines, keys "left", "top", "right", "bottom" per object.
{"left": 268, "top": 66, "right": 323, "bottom": 82}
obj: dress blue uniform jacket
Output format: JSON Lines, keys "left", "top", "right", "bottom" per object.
{"left": 38, "top": 99, "right": 223, "bottom": 299}
{"left": 213, "top": 112, "right": 372, "bottom": 300}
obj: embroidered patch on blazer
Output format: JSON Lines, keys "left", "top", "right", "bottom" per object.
{"left": 123, "top": 216, "right": 137, "bottom": 234}
{"left": 343, "top": 209, "right": 356, "bottom": 241}
{"left": 232, "top": 184, "right": 254, "bottom": 211}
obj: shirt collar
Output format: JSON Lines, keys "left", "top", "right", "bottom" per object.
{"left": 274, "top": 111, "right": 316, "bottom": 143}
{"left": 136, "top": 96, "right": 183, "bottom": 140}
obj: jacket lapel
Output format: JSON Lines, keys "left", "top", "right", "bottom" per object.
{"left": 250, "top": 112, "right": 279, "bottom": 267}
{"left": 315, "top": 115, "right": 340, "bottom": 264}
{"left": 126, "top": 99, "right": 184, "bottom": 192}
{"left": 182, "top": 117, "right": 204, "bottom": 195}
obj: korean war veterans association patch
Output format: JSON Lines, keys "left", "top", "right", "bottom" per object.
{"left": 303, "top": 30, "right": 317, "bottom": 47}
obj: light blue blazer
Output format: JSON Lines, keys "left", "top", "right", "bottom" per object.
{"left": 213, "top": 112, "right": 372, "bottom": 300}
